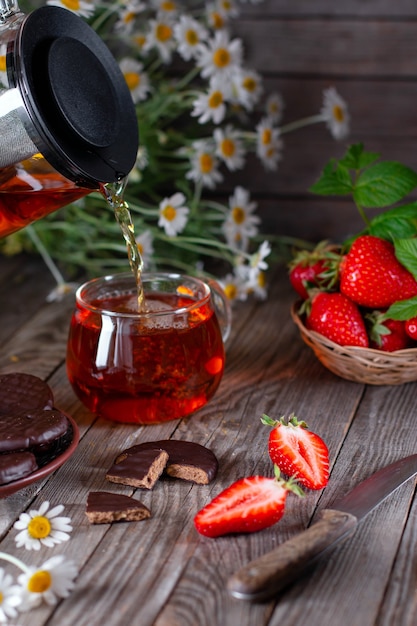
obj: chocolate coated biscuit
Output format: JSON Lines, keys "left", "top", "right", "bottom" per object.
{"left": 0, "top": 408, "right": 70, "bottom": 457}
{"left": 116, "top": 439, "right": 218, "bottom": 484}
{"left": 86, "top": 492, "right": 151, "bottom": 524}
{"left": 0, "top": 373, "right": 54, "bottom": 416}
{"left": 0, "top": 451, "right": 38, "bottom": 485}
{"left": 106, "top": 449, "right": 169, "bottom": 489}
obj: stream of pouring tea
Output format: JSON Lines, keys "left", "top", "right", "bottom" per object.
{"left": 101, "top": 180, "right": 146, "bottom": 311}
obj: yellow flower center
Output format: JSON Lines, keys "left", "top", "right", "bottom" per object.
{"left": 161, "top": 0, "right": 176, "bottom": 11}
{"left": 28, "top": 515, "right": 52, "bottom": 539}
{"left": 232, "top": 206, "right": 245, "bottom": 224}
{"left": 199, "top": 153, "right": 214, "bottom": 174}
{"left": 261, "top": 129, "right": 272, "bottom": 145}
{"left": 332, "top": 104, "right": 344, "bottom": 122}
{"left": 208, "top": 90, "right": 223, "bottom": 109}
{"left": 0, "top": 55, "right": 6, "bottom": 72}
{"left": 156, "top": 23, "right": 173, "bottom": 42}
{"left": 221, "top": 0, "right": 232, "bottom": 10}
{"left": 0, "top": 591, "right": 3, "bottom": 604}
{"left": 211, "top": 12, "right": 224, "bottom": 30}
{"left": 123, "top": 11, "right": 136, "bottom": 24}
{"left": 27, "top": 570, "right": 52, "bottom": 594}
{"left": 61, "top": 0, "right": 81, "bottom": 10}
{"left": 124, "top": 72, "right": 140, "bottom": 90}
{"left": 257, "top": 271, "right": 266, "bottom": 288}
{"left": 224, "top": 284, "right": 237, "bottom": 300}
{"left": 185, "top": 29, "right": 198, "bottom": 45}
{"left": 221, "top": 139, "right": 236, "bottom": 158}
{"left": 162, "top": 205, "right": 177, "bottom": 221}
{"left": 213, "top": 47, "right": 230, "bottom": 68}
{"left": 134, "top": 35, "right": 146, "bottom": 48}
{"left": 242, "top": 77, "right": 257, "bottom": 93}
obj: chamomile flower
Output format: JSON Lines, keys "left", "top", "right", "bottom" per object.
{"left": 46, "top": 0, "right": 95, "bottom": 18}
{"left": 17, "top": 555, "right": 78, "bottom": 611}
{"left": 256, "top": 117, "right": 283, "bottom": 170}
{"left": 222, "top": 186, "right": 259, "bottom": 250}
{"left": 14, "top": 501, "right": 73, "bottom": 551}
{"left": 119, "top": 58, "right": 151, "bottom": 103}
{"left": 185, "top": 140, "right": 224, "bottom": 189}
{"left": 320, "top": 87, "right": 350, "bottom": 140}
{"left": 219, "top": 272, "right": 248, "bottom": 302}
{"left": 197, "top": 30, "right": 243, "bottom": 82}
{"left": 114, "top": 1, "right": 146, "bottom": 34}
{"left": 214, "top": 125, "right": 245, "bottom": 171}
{"left": 231, "top": 67, "right": 263, "bottom": 111}
{"left": 174, "top": 15, "right": 209, "bottom": 61}
{"left": 265, "top": 92, "right": 284, "bottom": 124}
{"left": 216, "top": 0, "right": 240, "bottom": 18}
{"left": 249, "top": 240, "right": 271, "bottom": 275}
{"left": 191, "top": 84, "right": 228, "bottom": 125}
{"left": 206, "top": 3, "right": 228, "bottom": 31}
{"left": 135, "top": 230, "right": 154, "bottom": 266}
{"left": 0, "top": 569, "right": 22, "bottom": 623}
{"left": 247, "top": 268, "right": 268, "bottom": 300}
{"left": 144, "top": 17, "right": 176, "bottom": 64}
{"left": 151, "top": 0, "right": 179, "bottom": 18}
{"left": 0, "top": 45, "right": 7, "bottom": 87}
{"left": 158, "top": 192, "right": 189, "bottom": 236}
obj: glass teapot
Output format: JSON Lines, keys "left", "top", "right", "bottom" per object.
{"left": 0, "top": 0, "right": 139, "bottom": 237}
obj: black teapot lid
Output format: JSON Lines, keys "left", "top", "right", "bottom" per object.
{"left": 9, "top": 5, "right": 138, "bottom": 186}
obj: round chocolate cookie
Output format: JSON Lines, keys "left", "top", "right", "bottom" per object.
{"left": 0, "top": 373, "right": 54, "bottom": 416}
{"left": 115, "top": 440, "right": 219, "bottom": 484}
{"left": 0, "top": 451, "right": 38, "bottom": 485}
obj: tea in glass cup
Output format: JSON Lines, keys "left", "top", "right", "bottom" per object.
{"left": 66, "top": 272, "right": 231, "bottom": 424}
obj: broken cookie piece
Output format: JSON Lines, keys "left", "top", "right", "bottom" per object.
{"left": 106, "top": 448, "right": 169, "bottom": 489}
{"left": 115, "top": 440, "right": 218, "bottom": 485}
{"left": 86, "top": 491, "right": 151, "bottom": 524}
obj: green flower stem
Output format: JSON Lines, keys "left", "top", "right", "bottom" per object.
{"left": 25, "top": 225, "right": 66, "bottom": 287}
{"left": 280, "top": 114, "right": 326, "bottom": 135}
{"left": 0, "top": 551, "right": 31, "bottom": 574}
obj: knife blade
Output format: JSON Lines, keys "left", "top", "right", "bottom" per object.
{"left": 227, "top": 454, "right": 417, "bottom": 602}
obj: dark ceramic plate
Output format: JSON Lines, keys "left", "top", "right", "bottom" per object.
{"left": 0, "top": 411, "right": 80, "bottom": 498}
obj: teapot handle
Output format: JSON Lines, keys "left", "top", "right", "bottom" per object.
{"left": 208, "top": 279, "right": 232, "bottom": 343}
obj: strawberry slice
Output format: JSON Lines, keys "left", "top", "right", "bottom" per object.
{"left": 194, "top": 467, "right": 303, "bottom": 538}
{"left": 262, "top": 413, "right": 330, "bottom": 490}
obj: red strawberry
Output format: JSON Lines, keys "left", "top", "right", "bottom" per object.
{"left": 405, "top": 316, "right": 417, "bottom": 340}
{"left": 340, "top": 235, "right": 417, "bottom": 308}
{"left": 367, "top": 311, "right": 412, "bottom": 352}
{"left": 289, "top": 242, "right": 340, "bottom": 299}
{"left": 306, "top": 291, "right": 369, "bottom": 347}
{"left": 194, "top": 468, "right": 303, "bottom": 538}
{"left": 261, "top": 414, "right": 329, "bottom": 490}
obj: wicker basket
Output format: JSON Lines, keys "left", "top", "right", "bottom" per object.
{"left": 291, "top": 304, "right": 417, "bottom": 385}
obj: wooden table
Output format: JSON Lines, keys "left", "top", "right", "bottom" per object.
{"left": 1, "top": 253, "right": 417, "bottom": 626}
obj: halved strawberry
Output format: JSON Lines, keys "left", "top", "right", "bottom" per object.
{"left": 261, "top": 413, "right": 329, "bottom": 490}
{"left": 194, "top": 467, "right": 303, "bottom": 538}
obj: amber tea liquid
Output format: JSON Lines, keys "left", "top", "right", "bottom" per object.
{"left": 66, "top": 291, "right": 225, "bottom": 423}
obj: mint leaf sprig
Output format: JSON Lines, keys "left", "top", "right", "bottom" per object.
{"left": 310, "top": 143, "right": 417, "bottom": 321}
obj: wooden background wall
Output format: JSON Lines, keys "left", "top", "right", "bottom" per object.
{"left": 229, "top": 0, "right": 417, "bottom": 245}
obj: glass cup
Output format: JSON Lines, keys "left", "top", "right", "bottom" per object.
{"left": 66, "top": 272, "right": 232, "bottom": 424}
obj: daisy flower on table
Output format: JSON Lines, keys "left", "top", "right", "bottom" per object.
{"left": 46, "top": 0, "right": 95, "bottom": 18}
{"left": 185, "top": 140, "right": 224, "bottom": 189}
{"left": 231, "top": 67, "right": 263, "bottom": 111}
{"left": 13, "top": 501, "right": 73, "bottom": 551}
{"left": 17, "top": 555, "right": 78, "bottom": 612}
{"left": 0, "top": 568, "right": 22, "bottom": 623}
{"left": 197, "top": 30, "right": 243, "bottom": 82}
{"left": 143, "top": 17, "right": 176, "bottom": 64}
{"left": 214, "top": 125, "right": 246, "bottom": 171}
{"left": 320, "top": 86, "right": 350, "bottom": 140}
{"left": 158, "top": 192, "right": 190, "bottom": 237}
{"left": 119, "top": 58, "right": 152, "bottom": 104}
{"left": 174, "top": 15, "right": 209, "bottom": 62}
{"left": 265, "top": 92, "right": 285, "bottom": 124}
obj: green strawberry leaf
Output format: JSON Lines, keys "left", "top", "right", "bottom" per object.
{"left": 368, "top": 202, "right": 417, "bottom": 241}
{"left": 339, "top": 143, "right": 380, "bottom": 170}
{"left": 354, "top": 162, "right": 417, "bottom": 208}
{"left": 385, "top": 296, "right": 417, "bottom": 321}
{"left": 309, "top": 161, "right": 353, "bottom": 196}
{"left": 394, "top": 237, "right": 417, "bottom": 277}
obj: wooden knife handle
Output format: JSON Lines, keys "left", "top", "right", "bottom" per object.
{"left": 227, "top": 508, "right": 358, "bottom": 602}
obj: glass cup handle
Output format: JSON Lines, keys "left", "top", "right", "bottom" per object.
{"left": 208, "top": 279, "right": 232, "bottom": 343}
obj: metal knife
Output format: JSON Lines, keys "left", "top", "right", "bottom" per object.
{"left": 227, "top": 454, "right": 417, "bottom": 602}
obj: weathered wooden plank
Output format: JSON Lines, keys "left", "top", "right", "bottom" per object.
{"left": 238, "top": 0, "right": 417, "bottom": 18}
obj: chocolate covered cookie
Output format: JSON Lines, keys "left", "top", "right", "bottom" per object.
{"left": 86, "top": 492, "right": 151, "bottom": 524}
{"left": 116, "top": 440, "right": 218, "bottom": 485}
{"left": 0, "top": 373, "right": 54, "bottom": 416}
{"left": 0, "top": 451, "right": 38, "bottom": 485}
{"left": 106, "top": 449, "right": 169, "bottom": 489}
